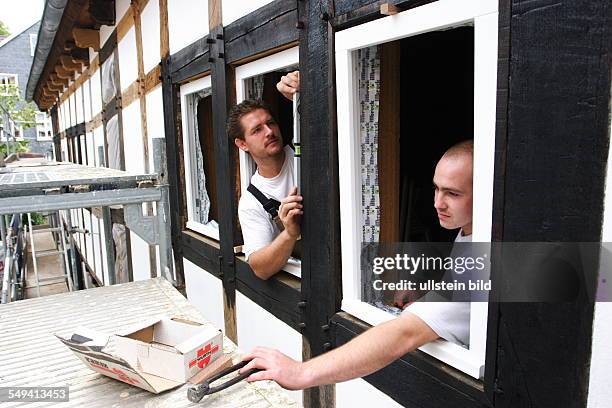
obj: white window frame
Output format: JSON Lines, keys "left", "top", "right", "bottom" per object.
{"left": 29, "top": 34, "right": 37, "bottom": 57}
{"left": 235, "top": 46, "right": 301, "bottom": 278}
{"left": 180, "top": 75, "right": 220, "bottom": 240}
{"left": 0, "top": 73, "right": 18, "bottom": 96}
{"left": 335, "top": 0, "right": 498, "bottom": 379}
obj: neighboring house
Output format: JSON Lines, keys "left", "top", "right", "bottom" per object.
{"left": 0, "top": 20, "right": 53, "bottom": 156}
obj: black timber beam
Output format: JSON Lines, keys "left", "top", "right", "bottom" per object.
{"left": 332, "top": 0, "right": 435, "bottom": 31}
{"left": 161, "top": 56, "right": 186, "bottom": 288}
{"left": 224, "top": 0, "right": 298, "bottom": 64}
{"left": 180, "top": 231, "right": 222, "bottom": 278}
{"left": 169, "top": 35, "right": 212, "bottom": 83}
{"left": 235, "top": 259, "right": 302, "bottom": 331}
{"left": 492, "top": 1, "right": 611, "bottom": 407}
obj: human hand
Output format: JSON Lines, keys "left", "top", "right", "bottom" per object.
{"left": 277, "top": 71, "right": 300, "bottom": 101}
{"left": 240, "top": 347, "right": 311, "bottom": 390}
{"left": 279, "top": 186, "right": 302, "bottom": 239}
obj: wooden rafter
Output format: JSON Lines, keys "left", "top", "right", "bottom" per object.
{"left": 73, "top": 27, "right": 100, "bottom": 51}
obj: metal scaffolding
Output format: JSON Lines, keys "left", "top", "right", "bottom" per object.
{"left": 0, "top": 159, "right": 175, "bottom": 303}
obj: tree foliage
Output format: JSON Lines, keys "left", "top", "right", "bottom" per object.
{"left": 0, "top": 21, "right": 10, "bottom": 37}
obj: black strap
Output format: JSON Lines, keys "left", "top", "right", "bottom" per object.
{"left": 247, "top": 183, "right": 281, "bottom": 219}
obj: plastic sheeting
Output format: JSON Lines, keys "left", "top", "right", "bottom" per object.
{"left": 105, "top": 115, "right": 121, "bottom": 170}
{"left": 101, "top": 53, "right": 118, "bottom": 105}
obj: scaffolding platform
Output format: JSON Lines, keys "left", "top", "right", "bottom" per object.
{"left": 0, "top": 278, "right": 296, "bottom": 407}
{"left": 0, "top": 158, "right": 175, "bottom": 294}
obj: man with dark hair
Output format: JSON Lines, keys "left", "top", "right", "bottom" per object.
{"left": 230, "top": 99, "right": 302, "bottom": 280}
{"left": 238, "top": 140, "right": 475, "bottom": 389}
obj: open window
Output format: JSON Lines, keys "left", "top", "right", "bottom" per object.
{"left": 335, "top": 0, "right": 498, "bottom": 378}
{"left": 180, "top": 75, "right": 220, "bottom": 240}
{"left": 0, "top": 74, "right": 18, "bottom": 96}
{"left": 234, "top": 47, "right": 301, "bottom": 277}
{"left": 36, "top": 112, "right": 53, "bottom": 141}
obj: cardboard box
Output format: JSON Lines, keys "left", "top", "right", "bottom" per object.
{"left": 56, "top": 317, "right": 223, "bottom": 393}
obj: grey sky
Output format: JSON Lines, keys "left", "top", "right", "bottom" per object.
{"left": 1, "top": 0, "right": 45, "bottom": 36}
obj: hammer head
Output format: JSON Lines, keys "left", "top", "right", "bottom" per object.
{"left": 187, "top": 383, "right": 210, "bottom": 403}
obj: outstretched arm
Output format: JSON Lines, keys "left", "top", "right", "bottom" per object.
{"left": 240, "top": 311, "right": 439, "bottom": 390}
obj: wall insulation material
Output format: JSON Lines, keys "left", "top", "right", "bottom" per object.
{"left": 118, "top": 27, "right": 138, "bottom": 92}
{"left": 183, "top": 258, "right": 225, "bottom": 331}
{"left": 130, "top": 233, "right": 152, "bottom": 281}
{"left": 106, "top": 115, "right": 122, "bottom": 169}
{"left": 90, "top": 70, "right": 102, "bottom": 116}
{"left": 141, "top": 0, "right": 161, "bottom": 74}
{"left": 236, "top": 292, "right": 303, "bottom": 406}
{"left": 83, "top": 80, "right": 92, "bottom": 122}
{"left": 101, "top": 54, "right": 118, "bottom": 105}
{"left": 222, "top": 0, "right": 275, "bottom": 26}
{"left": 336, "top": 378, "right": 404, "bottom": 408}
{"left": 121, "top": 102, "right": 146, "bottom": 174}
{"left": 168, "top": 0, "right": 209, "bottom": 55}
{"left": 75, "top": 86, "right": 84, "bottom": 123}
{"left": 145, "top": 86, "right": 163, "bottom": 171}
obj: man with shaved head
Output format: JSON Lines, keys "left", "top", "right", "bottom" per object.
{"left": 238, "top": 140, "right": 475, "bottom": 390}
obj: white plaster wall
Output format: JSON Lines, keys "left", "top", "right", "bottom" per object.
{"left": 130, "top": 234, "right": 152, "bottom": 281}
{"left": 118, "top": 27, "right": 139, "bottom": 92}
{"left": 90, "top": 70, "right": 102, "bottom": 116}
{"left": 90, "top": 212, "right": 104, "bottom": 283}
{"left": 60, "top": 137, "right": 67, "bottom": 161}
{"left": 69, "top": 94, "right": 76, "bottom": 127}
{"left": 121, "top": 102, "right": 146, "bottom": 174}
{"left": 93, "top": 125, "right": 105, "bottom": 166}
{"left": 100, "top": 25, "right": 114, "bottom": 49}
{"left": 168, "top": 0, "right": 209, "bottom": 55}
{"left": 141, "top": 0, "right": 161, "bottom": 73}
{"left": 336, "top": 378, "right": 404, "bottom": 408}
{"left": 236, "top": 291, "right": 303, "bottom": 406}
{"left": 587, "top": 119, "right": 612, "bottom": 407}
{"left": 183, "top": 258, "right": 226, "bottom": 331}
{"left": 145, "top": 86, "right": 163, "bottom": 172}
{"left": 83, "top": 80, "right": 92, "bottom": 122}
{"left": 222, "top": 0, "right": 275, "bottom": 26}
{"left": 75, "top": 87, "right": 84, "bottom": 123}
{"left": 86, "top": 131, "right": 95, "bottom": 166}
{"left": 116, "top": 0, "right": 131, "bottom": 23}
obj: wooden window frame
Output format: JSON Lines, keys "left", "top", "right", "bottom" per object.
{"left": 234, "top": 46, "right": 301, "bottom": 277}
{"left": 334, "top": 0, "right": 498, "bottom": 379}
{"left": 179, "top": 74, "right": 220, "bottom": 241}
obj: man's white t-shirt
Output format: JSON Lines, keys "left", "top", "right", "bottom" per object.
{"left": 238, "top": 146, "right": 295, "bottom": 260}
{"left": 404, "top": 231, "right": 472, "bottom": 347}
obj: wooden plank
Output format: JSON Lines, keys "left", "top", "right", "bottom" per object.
{"left": 493, "top": 1, "right": 611, "bottom": 407}
{"left": 132, "top": 0, "right": 150, "bottom": 174}
{"left": 159, "top": 0, "right": 169, "bottom": 59}
{"left": 116, "top": 5, "right": 134, "bottom": 42}
{"left": 72, "top": 28, "right": 100, "bottom": 51}
{"left": 85, "top": 112, "right": 104, "bottom": 133}
{"left": 144, "top": 64, "right": 162, "bottom": 93}
{"left": 378, "top": 41, "right": 400, "bottom": 243}
{"left": 208, "top": 0, "right": 222, "bottom": 30}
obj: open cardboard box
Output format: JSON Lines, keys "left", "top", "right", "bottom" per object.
{"left": 56, "top": 317, "right": 223, "bottom": 393}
